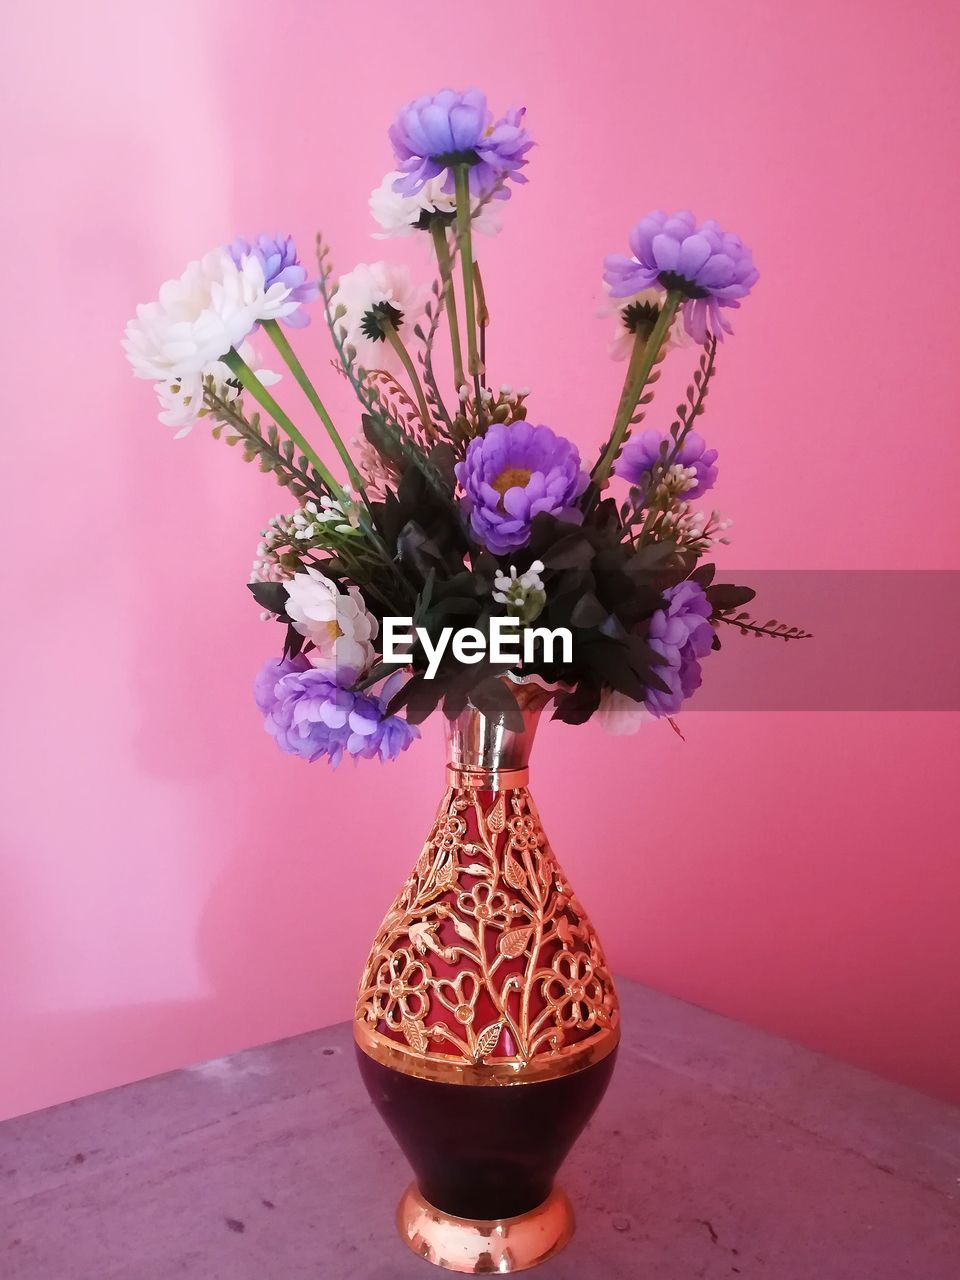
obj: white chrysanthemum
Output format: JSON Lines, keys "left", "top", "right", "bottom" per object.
{"left": 284, "top": 567, "right": 378, "bottom": 675}
{"left": 155, "top": 341, "right": 281, "bottom": 439}
{"left": 123, "top": 249, "right": 298, "bottom": 383}
{"left": 369, "top": 172, "right": 502, "bottom": 240}
{"left": 598, "top": 689, "right": 652, "bottom": 735}
{"left": 598, "top": 286, "right": 693, "bottom": 362}
{"left": 335, "top": 261, "right": 429, "bottom": 376}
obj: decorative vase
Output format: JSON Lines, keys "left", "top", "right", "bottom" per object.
{"left": 354, "top": 678, "right": 620, "bottom": 1274}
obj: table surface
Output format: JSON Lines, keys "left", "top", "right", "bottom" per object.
{"left": 2, "top": 978, "right": 958, "bottom": 1279}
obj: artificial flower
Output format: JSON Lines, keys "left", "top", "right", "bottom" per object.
{"left": 335, "top": 261, "right": 429, "bottom": 375}
{"left": 455, "top": 422, "right": 588, "bottom": 555}
{"left": 369, "top": 172, "right": 503, "bottom": 239}
{"left": 598, "top": 689, "right": 653, "bottom": 735}
{"left": 644, "top": 581, "right": 715, "bottom": 718}
{"left": 227, "top": 234, "right": 318, "bottom": 328}
{"left": 616, "top": 428, "right": 718, "bottom": 501}
{"left": 154, "top": 340, "right": 280, "bottom": 439}
{"left": 389, "top": 89, "right": 532, "bottom": 197}
{"left": 492, "top": 561, "right": 546, "bottom": 623}
{"left": 283, "top": 566, "right": 378, "bottom": 674}
{"left": 254, "top": 658, "right": 419, "bottom": 766}
{"left": 599, "top": 286, "right": 692, "bottom": 362}
{"left": 604, "top": 211, "right": 758, "bottom": 343}
{"left": 123, "top": 249, "right": 297, "bottom": 382}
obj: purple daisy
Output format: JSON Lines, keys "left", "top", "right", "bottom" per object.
{"left": 228, "top": 234, "right": 319, "bottom": 328}
{"left": 455, "top": 421, "right": 588, "bottom": 556}
{"left": 254, "top": 658, "right": 419, "bottom": 766}
{"left": 604, "top": 211, "right": 758, "bottom": 343}
{"left": 616, "top": 428, "right": 719, "bottom": 500}
{"left": 389, "top": 89, "right": 532, "bottom": 197}
{"left": 645, "top": 581, "right": 714, "bottom": 718}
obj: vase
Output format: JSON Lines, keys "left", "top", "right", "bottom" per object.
{"left": 354, "top": 677, "right": 620, "bottom": 1274}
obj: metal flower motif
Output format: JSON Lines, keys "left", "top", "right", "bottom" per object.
{"left": 373, "top": 947, "right": 429, "bottom": 1027}
{"left": 543, "top": 951, "right": 604, "bottom": 1029}
{"left": 434, "top": 811, "right": 467, "bottom": 852}
{"left": 507, "top": 813, "right": 542, "bottom": 852}
{"left": 433, "top": 971, "right": 481, "bottom": 1025}
{"left": 456, "top": 882, "right": 511, "bottom": 926}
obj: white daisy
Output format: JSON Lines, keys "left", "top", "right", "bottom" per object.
{"left": 334, "top": 261, "right": 429, "bottom": 376}
{"left": 369, "top": 171, "right": 502, "bottom": 240}
{"left": 284, "top": 567, "right": 378, "bottom": 675}
{"left": 123, "top": 248, "right": 299, "bottom": 383}
{"left": 598, "top": 286, "right": 693, "bottom": 362}
{"left": 154, "top": 341, "right": 281, "bottom": 439}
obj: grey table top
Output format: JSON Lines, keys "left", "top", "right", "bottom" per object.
{"left": 1, "top": 978, "right": 958, "bottom": 1279}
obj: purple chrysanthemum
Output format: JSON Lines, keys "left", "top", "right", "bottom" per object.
{"left": 455, "top": 421, "right": 588, "bottom": 556}
{"left": 645, "top": 581, "right": 714, "bottom": 718}
{"left": 616, "top": 428, "right": 719, "bottom": 500}
{"left": 604, "top": 211, "right": 758, "bottom": 343}
{"left": 389, "top": 89, "right": 532, "bottom": 197}
{"left": 228, "top": 234, "right": 319, "bottom": 328}
{"left": 254, "top": 658, "right": 419, "bottom": 766}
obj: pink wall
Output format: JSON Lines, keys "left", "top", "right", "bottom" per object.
{"left": 2, "top": 0, "right": 958, "bottom": 1120}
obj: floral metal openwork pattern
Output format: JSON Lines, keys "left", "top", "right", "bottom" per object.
{"left": 355, "top": 779, "right": 620, "bottom": 1083}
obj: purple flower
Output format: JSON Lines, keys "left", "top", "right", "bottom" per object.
{"left": 645, "top": 581, "right": 714, "bottom": 718}
{"left": 389, "top": 89, "right": 532, "bottom": 197}
{"left": 616, "top": 428, "right": 718, "bottom": 500}
{"left": 228, "top": 234, "right": 319, "bottom": 328}
{"left": 254, "top": 658, "right": 419, "bottom": 766}
{"left": 455, "top": 421, "right": 589, "bottom": 555}
{"left": 604, "top": 211, "right": 758, "bottom": 343}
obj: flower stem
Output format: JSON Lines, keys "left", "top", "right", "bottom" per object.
{"left": 261, "top": 319, "right": 366, "bottom": 495}
{"left": 453, "top": 164, "right": 484, "bottom": 410}
{"left": 221, "top": 347, "right": 342, "bottom": 495}
{"left": 382, "top": 321, "right": 433, "bottom": 428}
{"left": 590, "top": 292, "right": 682, "bottom": 493}
{"left": 429, "top": 221, "right": 466, "bottom": 391}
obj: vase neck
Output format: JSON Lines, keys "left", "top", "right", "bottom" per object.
{"left": 443, "top": 679, "right": 554, "bottom": 780}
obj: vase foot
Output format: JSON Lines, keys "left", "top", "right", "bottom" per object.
{"left": 396, "top": 1182, "right": 574, "bottom": 1274}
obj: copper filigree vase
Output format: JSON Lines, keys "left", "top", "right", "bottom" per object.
{"left": 354, "top": 678, "right": 620, "bottom": 1274}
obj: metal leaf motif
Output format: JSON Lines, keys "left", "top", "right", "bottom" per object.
{"left": 434, "top": 855, "right": 456, "bottom": 891}
{"left": 504, "top": 853, "right": 527, "bottom": 891}
{"left": 486, "top": 795, "right": 506, "bottom": 833}
{"left": 474, "top": 1021, "right": 503, "bottom": 1061}
{"left": 498, "top": 926, "right": 533, "bottom": 959}
{"left": 401, "top": 1018, "right": 427, "bottom": 1054}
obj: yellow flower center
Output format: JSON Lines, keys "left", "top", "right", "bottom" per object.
{"left": 320, "top": 619, "right": 342, "bottom": 647}
{"left": 491, "top": 467, "right": 532, "bottom": 504}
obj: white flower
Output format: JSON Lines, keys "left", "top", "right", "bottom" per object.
{"left": 335, "top": 262, "right": 429, "bottom": 376}
{"left": 598, "top": 689, "right": 652, "bottom": 735}
{"left": 284, "top": 567, "right": 378, "bottom": 675}
{"left": 123, "top": 248, "right": 298, "bottom": 383}
{"left": 493, "top": 560, "right": 546, "bottom": 623}
{"left": 369, "top": 172, "right": 502, "bottom": 240}
{"left": 154, "top": 341, "right": 281, "bottom": 439}
{"left": 599, "top": 286, "right": 693, "bottom": 362}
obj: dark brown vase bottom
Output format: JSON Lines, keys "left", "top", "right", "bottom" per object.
{"left": 356, "top": 1046, "right": 617, "bottom": 1228}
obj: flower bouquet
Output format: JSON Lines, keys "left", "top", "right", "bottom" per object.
{"left": 124, "top": 87, "right": 806, "bottom": 1273}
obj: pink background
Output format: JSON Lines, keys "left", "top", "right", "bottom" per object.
{"left": 2, "top": 0, "right": 959, "bottom": 1121}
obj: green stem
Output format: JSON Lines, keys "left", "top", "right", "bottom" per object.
{"left": 429, "top": 220, "right": 466, "bottom": 391}
{"left": 221, "top": 348, "right": 341, "bottom": 495}
{"left": 453, "top": 165, "right": 482, "bottom": 389}
{"left": 383, "top": 321, "right": 433, "bottom": 428}
{"left": 591, "top": 292, "right": 681, "bottom": 492}
{"left": 261, "top": 319, "right": 366, "bottom": 495}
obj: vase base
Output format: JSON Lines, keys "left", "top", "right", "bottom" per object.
{"left": 396, "top": 1182, "right": 574, "bottom": 1274}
